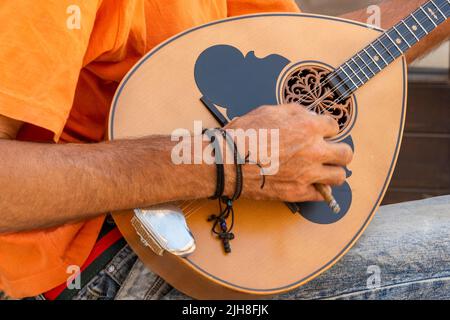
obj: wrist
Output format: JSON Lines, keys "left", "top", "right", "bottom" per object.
{"left": 192, "top": 140, "right": 218, "bottom": 199}
{"left": 214, "top": 130, "right": 247, "bottom": 200}
{"left": 165, "top": 137, "right": 217, "bottom": 200}
{"left": 201, "top": 129, "right": 237, "bottom": 199}
{"left": 199, "top": 129, "right": 261, "bottom": 200}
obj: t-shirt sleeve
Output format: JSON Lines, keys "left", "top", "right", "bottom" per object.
{"left": 0, "top": 1, "right": 100, "bottom": 141}
{"left": 227, "top": 0, "right": 301, "bottom": 16}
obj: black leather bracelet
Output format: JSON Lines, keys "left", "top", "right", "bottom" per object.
{"left": 205, "top": 127, "right": 244, "bottom": 254}
{"left": 219, "top": 129, "right": 243, "bottom": 202}
{"left": 203, "top": 128, "right": 225, "bottom": 200}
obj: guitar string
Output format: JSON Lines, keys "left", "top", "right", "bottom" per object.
{"left": 314, "top": 3, "right": 449, "bottom": 111}
{"left": 184, "top": 201, "right": 204, "bottom": 219}
{"left": 176, "top": 6, "right": 449, "bottom": 219}
{"left": 182, "top": 199, "right": 200, "bottom": 214}
{"left": 294, "top": 3, "right": 448, "bottom": 110}
{"left": 179, "top": 8, "right": 448, "bottom": 219}
{"left": 304, "top": 0, "right": 449, "bottom": 104}
{"left": 183, "top": 200, "right": 204, "bottom": 219}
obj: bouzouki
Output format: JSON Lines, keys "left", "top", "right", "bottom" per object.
{"left": 108, "top": 0, "right": 450, "bottom": 299}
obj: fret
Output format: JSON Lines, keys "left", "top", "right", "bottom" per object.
{"left": 328, "top": 67, "right": 358, "bottom": 95}
{"left": 444, "top": 0, "right": 450, "bottom": 17}
{"left": 346, "top": 61, "right": 364, "bottom": 83}
{"left": 425, "top": 0, "right": 447, "bottom": 23}
{"left": 443, "top": 0, "right": 450, "bottom": 18}
{"left": 368, "top": 44, "right": 388, "bottom": 67}
{"left": 430, "top": 0, "right": 447, "bottom": 18}
{"left": 393, "top": 25, "right": 411, "bottom": 48}
{"left": 346, "top": 57, "right": 364, "bottom": 84}
{"left": 355, "top": 53, "right": 375, "bottom": 77}
{"left": 331, "top": 69, "right": 357, "bottom": 95}
{"left": 411, "top": 14, "right": 429, "bottom": 34}
{"left": 362, "top": 48, "right": 382, "bottom": 72}
{"left": 414, "top": 8, "right": 435, "bottom": 33}
{"left": 401, "top": 19, "right": 420, "bottom": 42}
{"left": 374, "top": 39, "right": 396, "bottom": 62}
{"left": 384, "top": 31, "right": 403, "bottom": 55}
{"left": 420, "top": 6, "right": 438, "bottom": 27}
{"left": 340, "top": 65, "right": 360, "bottom": 89}
{"left": 387, "top": 28, "right": 410, "bottom": 53}
{"left": 352, "top": 57, "right": 370, "bottom": 81}
{"left": 330, "top": 0, "right": 449, "bottom": 98}
{"left": 397, "top": 20, "right": 420, "bottom": 45}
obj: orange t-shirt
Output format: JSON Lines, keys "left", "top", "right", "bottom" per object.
{"left": 0, "top": 0, "right": 300, "bottom": 298}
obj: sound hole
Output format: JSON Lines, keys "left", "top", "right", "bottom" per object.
{"left": 281, "top": 65, "right": 354, "bottom": 134}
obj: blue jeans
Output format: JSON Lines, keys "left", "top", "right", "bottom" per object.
{"left": 73, "top": 196, "right": 450, "bottom": 300}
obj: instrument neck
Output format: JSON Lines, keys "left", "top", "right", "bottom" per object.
{"left": 329, "top": 0, "right": 449, "bottom": 99}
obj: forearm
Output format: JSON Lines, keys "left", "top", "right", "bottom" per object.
{"left": 340, "top": 0, "right": 450, "bottom": 63}
{"left": 0, "top": 136, "right": 215, "bottom": 233}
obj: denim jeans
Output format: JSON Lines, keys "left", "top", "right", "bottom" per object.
{"left": 73, "top": 195, "right": 450, "bottom": 300}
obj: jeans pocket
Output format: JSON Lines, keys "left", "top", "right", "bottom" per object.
{"left": 115, "top": 259, "right": 173, "bottom": 300}
{"left": 75, "top": 270, "right": 120, "bottom": 300}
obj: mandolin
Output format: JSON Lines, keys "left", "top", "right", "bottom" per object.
{"left": 108, "top": 0, "right": 450, "bottom": 299}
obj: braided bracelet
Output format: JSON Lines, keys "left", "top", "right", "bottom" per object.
{"left": 203, "top": 128, "right": 225, "bottom": 200}
{"left": 204, "top": 128, "right": 243, "bottom": 253}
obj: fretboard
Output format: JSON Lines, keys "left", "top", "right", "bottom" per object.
{"left": 329, "top": 0, "right": 450, "bottom": 99}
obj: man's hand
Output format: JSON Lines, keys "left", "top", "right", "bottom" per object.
{"left": 224, "top": 104, "right": 353, "bottom": 202}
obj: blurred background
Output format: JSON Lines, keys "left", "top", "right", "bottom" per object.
{"left": 296, "top": 0, "right": 450, "bottom": 205}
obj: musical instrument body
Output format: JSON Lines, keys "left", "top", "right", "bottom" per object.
{"left": 108, "top": 13, "right": 408, "bottom": 299}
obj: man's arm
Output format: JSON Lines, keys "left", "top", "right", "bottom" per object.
{"left": 0, "top": 115, "right": 22, "bottom": 140}
{"left": 340, "top": 0, "right": 450, "bottom": 63}
{"left": 0, "top": 132, "right": 216, "bottom": 233}
{"left": 0, "top": 106, "right": 352, "bottom": 234}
